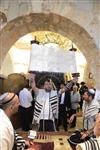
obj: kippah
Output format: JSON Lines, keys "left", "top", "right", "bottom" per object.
{"left": 0, "top": 93, "right": 9, "bottom": 100}
{"left": 2, "top": 94, "right": 16, "bottom": 105}
{"left": 0, "top": 93, "right": 16, "bottom": 107}
{"left": 88, "top": 89, "right": 95, "bottom": 95}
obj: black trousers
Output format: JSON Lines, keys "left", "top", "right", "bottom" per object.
{"left": 79, "top": 97, "right": 83, "bottom": 110}
{"left": 38, "top": 119, "right": 55, "bottom": 132}
{"left": 57, "top": 104, "right": 67, "bottom": 131}
{"left": 19, "top": 105, "right": 33, "bottom": 131}
{"left": 69, "top": 109, "right": 77, "bottom": 127}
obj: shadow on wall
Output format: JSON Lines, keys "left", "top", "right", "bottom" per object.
{"left": 0, "top": 73, "right": 28, "bottom": 95}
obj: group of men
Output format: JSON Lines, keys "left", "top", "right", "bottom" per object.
{"left": 0, "top": 74, "right": 100, "bottom": 150}
{"left": 18, "top": 74, "right": 100, "bottom": 133}
{"left": 32, "top": 75, "right": 100, "bottom": 132}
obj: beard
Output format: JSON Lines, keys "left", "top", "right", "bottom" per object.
{"left": 45, "top": 89, "right": 51, "bottom": 92}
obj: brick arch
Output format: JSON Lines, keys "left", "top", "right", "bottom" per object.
{"left": 0, "top": 13, "right": 99, "bottom": 87}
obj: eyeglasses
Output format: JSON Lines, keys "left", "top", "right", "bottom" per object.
{"left": 1, "top": 93, "right": 16, "bottom": 105}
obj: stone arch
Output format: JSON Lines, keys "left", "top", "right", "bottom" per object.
{"left": 0, "top": 13, "right": 99, "bottom": 87}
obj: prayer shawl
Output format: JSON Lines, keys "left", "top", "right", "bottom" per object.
{"left": 14, "top": 131, "right": 25, "bottom": 150}
{"left": 83, "top": 99, "right": 100, "bottom": 130}
{"left": 33, "top": 89, "right": 58, "bottom": 124}
{"left": 76, "top": 137, "right": 100, "bottom": 150}
{"left": 0, "top": 109, "right": 14, "bottom": 150}
{"left": 66, "top": 80, "right": 73, "bottom": 90}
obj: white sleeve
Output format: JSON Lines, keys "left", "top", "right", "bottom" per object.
{"left": 0, "top": 127, "right": 14, "bottom": 150}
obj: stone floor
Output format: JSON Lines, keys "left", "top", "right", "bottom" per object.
{"left": 16, "top": 115, "right": 83, "bottom": 136}
{"left": 16, "top": 114, "right": 83, "bottom": 150}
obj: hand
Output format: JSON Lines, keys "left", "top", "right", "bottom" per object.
{"left": 25, "top": 139, "right": 34, "bottom": 146}
{"left": 80, "top": 131, "right": 89, "bottom": 140}
{"left": 69, "top": 114, "right": 76, "bottom": 123}
{"left": 27, "top": 144, "right": 40, "bottom": 150}
{"left": 27, "top": 147, "right": 39, "bottom": 150}
{"left": 60, "top": 88, "right": 65, "bottom": 93}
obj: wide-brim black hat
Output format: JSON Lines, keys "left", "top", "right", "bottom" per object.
{"left": 68, "top": 131, "right": 84, "bottom": 145}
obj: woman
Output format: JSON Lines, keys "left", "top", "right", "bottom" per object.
{"left": 69, "top": 85, "right": 80, "bottom": 128}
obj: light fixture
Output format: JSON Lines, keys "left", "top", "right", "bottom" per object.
{"left": 31, "top": 36, "right": 39, "bottom": 44}
{"left": 69, "top": 44, "right": 77, "bottom": 52}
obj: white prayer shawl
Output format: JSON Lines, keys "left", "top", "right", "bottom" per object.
{"left": 94, "top": 89, "right": 100, "bottom": 105}
{"left": 76, "top": 137, "right": 100, "bottom": 150}
{"left": 0, "top": 109, "right": 14, "bottom": 150}
{"left": 83, "top": 99, "right": 100, "bottom": 130}
{"left": 33, "top": 89, "right": 58, "bottom": 124}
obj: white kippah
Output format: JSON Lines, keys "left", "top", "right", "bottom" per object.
{"left": 0, "top": 93, "right": 9, "bottom": 100}
{"left": 89, "top": 89, "right": 95, "bottom": 94}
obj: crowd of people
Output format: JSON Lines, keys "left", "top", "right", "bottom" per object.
{"left": 0, "top": 73, "right": 100, "bottom": 150}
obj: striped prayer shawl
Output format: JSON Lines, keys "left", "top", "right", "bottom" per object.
{"left": 76, "top": 137, "right": 100, "bottom": 150}
{"left": 83, "top": 99, "right": 100, "bottom": 130}
{"left": 14, "top": 131, "right": 25, "bottom": 150}
{"left": 84, "top": 99, "right": 100, "bottom": 119}
{"left": 49, "top": 95, "right": 58, "bottom": 114}
{"left": 33, "top": 89, "right": 58, "bottom": 124}
{"left": 66, "top": 80, "right": 73, "bottom": 90}
{"left": 34, "top": 100, "right": 43, "bottom": 119}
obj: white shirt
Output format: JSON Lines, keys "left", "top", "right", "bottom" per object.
{"left": 60, "top": 92, "right": 65, "bottom": 104}
{"left": 0, "top": 109, "right": 14, "bottom": 150}
{"left": 41, "top": 92, "right": 50, "bottom": 119}
{"left": 94, "top": 89, "right": 100, "bottom": 105}
{"left": 0, "top": 93, "right": 8, "bottom": 100}
{"left": 71, "top": 91, "right": 80, "bottom": 109}
{"left": 19, "top": 88, "right": 33, "bottom": 108}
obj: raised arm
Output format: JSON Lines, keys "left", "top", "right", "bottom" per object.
{"left": 49, "top": 79, "right": 57, "bottom": 90}
{"left": 29, "top": 73, "right": 39, "bottom": 93}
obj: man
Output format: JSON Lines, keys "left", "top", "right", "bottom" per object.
{"left": 57, "top": 83, "right": 71, "bottom": 131}
{"left": 79, "top": 82, "right": 88, "bottom": 110}
{"left": 82, "top": 89, "right": 100, "bottom": 130}
{"left": 0, "top": 92, "right": 39, "bottom": 150}
{"left": 76, "top": 110, "right": 100, "bottom": 150}
{"left": 0, "top": 92, "right": 19, "bottom": 150}
{"left": 31, "top": 74, "right": 58, "bottom": 131}
{"left": 19, "top": 83, "right": 33, "bottom": 131}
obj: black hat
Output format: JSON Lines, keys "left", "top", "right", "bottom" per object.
{"left": 80, "top": 82, "right": 86, "bottom": 85}
{"left": 68, "top": 131, "right": 83, "bottom": 145}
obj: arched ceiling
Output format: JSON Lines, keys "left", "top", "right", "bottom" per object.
{"left": 14, "top": 31, "right": 78, "bottom": 51}
{"left": 0, "top": 13, "right": 98, "bottom": 63}
{"left": 0, "top": 13, "right": 99, "bottom": 87}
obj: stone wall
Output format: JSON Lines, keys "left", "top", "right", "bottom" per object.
{"left": 0, "top": 0, "right": 99, "bottom": 49}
